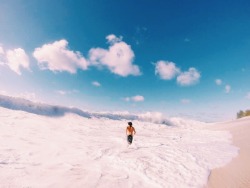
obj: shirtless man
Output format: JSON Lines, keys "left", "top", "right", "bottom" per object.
{"left": 126, "top": 122, "right": 136, "bottom": 145}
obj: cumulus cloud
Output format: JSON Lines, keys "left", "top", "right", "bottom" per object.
{"left": 92, "top": 81, "right": 101, "bottom": 87}
{"left": 0, "top": 46, "right": 31, "bottom": 75}
{"left": 215, "top": 79, "right": 222, "bottom": 85}
{"left": 155, "top": 61, "right": 180, "bottom": 80}
{"left": 124, "top": 95, "right": 144, "bottom": 102}
{"left": 215, "top": 79, "right": 232, "bottom": 94}
{"left": 89, "top": 34, "right": 141, "bottom": 77}
{"left": 5, "top": 48, "right": 30, "bottom": 75}
{"left": 154, "top": 60, "right": 200, "bottom": 87}
{"left": 177, "top": 68, "right": 200, "bottom": 86}
{"left": 132, "top": 95, "right": 144, "bottom": 102}
{"left": 106, "top": 34, "right": 122, "bottom": 44}
{"left": 33, "top": 39, "right": 88, "bottom": 74}
{"left": 225, "top": 85, "right": 231, "bottom": 93}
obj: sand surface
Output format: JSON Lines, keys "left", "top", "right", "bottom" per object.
{"left": 207, "top": 117, "right": 250, "bottom": 188}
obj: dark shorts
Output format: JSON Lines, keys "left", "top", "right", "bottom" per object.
{"left": 127, "top": 135, "right": 133, "bottom": 143}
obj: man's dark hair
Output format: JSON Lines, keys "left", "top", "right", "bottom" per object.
{"left": 128, "top": 122, "right": 132, "bottom": 126}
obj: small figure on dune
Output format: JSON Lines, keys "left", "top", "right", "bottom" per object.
{"left": 126, "top": 122, "right": 136, "bottom": 145}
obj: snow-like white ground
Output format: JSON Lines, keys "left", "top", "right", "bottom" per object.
{"left": 0, "top": 102, "right": 238, "bottom": 187}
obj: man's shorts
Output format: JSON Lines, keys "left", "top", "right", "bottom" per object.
{"left": 127, "top": 135, "right": 133, "bottom": 144}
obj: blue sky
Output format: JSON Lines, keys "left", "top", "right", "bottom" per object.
{"left": 0, "top": 0, "right": 250, "bottom": 122}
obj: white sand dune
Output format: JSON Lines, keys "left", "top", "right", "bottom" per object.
{"left": 207, "top": 117, "right": 250, "bottom": 188}
{"left": 0, "top": 105, "right": 240, "bottom": 188}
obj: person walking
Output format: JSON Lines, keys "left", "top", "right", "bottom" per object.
{"left": 126, "top": 122, "right": 136, "bottom": 145}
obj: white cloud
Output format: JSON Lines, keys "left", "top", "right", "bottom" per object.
{"left": 6, "top": 48, "right": 30, "bottom": 75}
{"left": 155, "top": 61, "right": 180, "bottom": 80}
{"left": 132, "top": 95, "right": 144, "bottom": 102}
{"left": 92, "top": 81, "right": 101, "bottom": 87}
{"left": 215, "top": 79, "right": 222, "bottom": 85}
{"left": 56, "top": 90, "right": 78, "bottom": 95}
{"left": 215, "top": 79, "right": 232, "bottom": 94}
{"left": 33, "top": 39, "right": 88, "bottom": 74}
{"left": 89, "top": 34, "right": 141, "bottom": 77}
{"left": 124, "top": 95, "right": 144, "bottom": 102}
{"left": 181, "top": 99, "right": 191, "bottom": 104}
{"left": 225, "top": 85, "right": 231, "bottom": 93}
{"left": 246, "top": 92, "right": 250, "bottom": 99}
{"left": 106, "top": 34, "right": 122, "bottom": 44}
{"left": 154, "top": 60, "right": 201, "bottom": 87}
{"left": 184, "top": 38, "right": 190, "bottom": 42}
{"left": 177, "top": 68, "right": 200, "bottom": 86}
